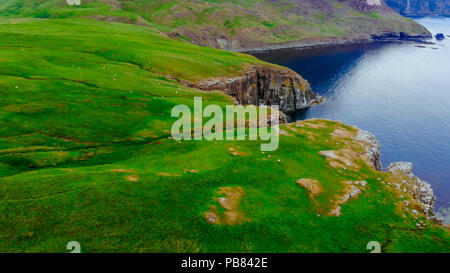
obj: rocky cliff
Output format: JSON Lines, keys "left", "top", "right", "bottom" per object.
{"left": 195, "top": 66, "right": 323, "bottom": 114}
{"left": 385, "top": 0, "right": 450, "bottom": 16}
{"left": 352, "top": 129, "right": 441, "bottom": 224}
{"left": 354, "top": 129, "right": 383, "bottom": 171}
{"left": 325, "top": 121, "right": 440, "bottom": 224}
{"left": 355, "top": 132, "right": 440, "bottom": 223}
{"left": 387, "top": 162, "right": 439, "bottom": 222}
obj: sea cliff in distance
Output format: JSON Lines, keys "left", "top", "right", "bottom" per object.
{"left": 0, "top": 0, "right": 432, "bottom": 51}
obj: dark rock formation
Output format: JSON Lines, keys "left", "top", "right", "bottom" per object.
{"left": 371, "top": 31, "right": 432, "bottom": 41}
{"left": 195, "top": 66, "right": 323, "bottom": 114}
{"left": 436, "top": 33, "right": 445, "bottom": 40}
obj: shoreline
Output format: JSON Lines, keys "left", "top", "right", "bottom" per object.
{"left": 231, "top": 36, "right": 433, "bottom": 54}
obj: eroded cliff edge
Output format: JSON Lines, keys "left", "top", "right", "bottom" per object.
{"left": 326, "top": 121, "right": 441, "bottom": 224}
{"left": 194, "top": 65, "right": 323, "bottom": 115}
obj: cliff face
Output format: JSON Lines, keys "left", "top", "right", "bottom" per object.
{"left": 387, "top": 162, "right": 440, "bottom": 222}
{"left": 385, "top": 0, "right": 450, "bottom": 16}
{"left": 354, "top": 129, "right": 382, "bottom": 171}
{"left": 350, "top": 128, "right": 440, "bottom": 223}
{"left": 195, "top": 66, "right": 323, "bottom": 114}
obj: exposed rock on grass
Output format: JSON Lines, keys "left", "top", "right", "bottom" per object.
{"left": 157, "top": 172, "right": 181, "bottom": 177}
{"left": 205, "top": 186, "right": 248, "bottom": 225}
{"left": 125, "top": 175, "right": 139, "bottom": 182}
{"left": 279, "top": 129, "right": 293, "bottom": 136}
{"left": 329, "top": 180, "right": 368, "bottom": 217}
{"left": 332, "top": 129, "right": 354, "bottom": 139}
{"left": 296, "top": 179, "right": 323, "bottom": 198}
{"left": 228, "top": 147, "right": 248, "bottom": 157}
{"left": 319, "top": 149, "right": 359, "bottom": 169}
{"left": 387, "top": 162, "right": 437, "bottom": 221}
{"left": 109, "top": 169, "right": 135, "bottom": 173}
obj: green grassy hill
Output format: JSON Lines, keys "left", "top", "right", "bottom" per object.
{"left": 0, "top": 0, "right": 431, "bottom": 50}
{"left": 0, "top": 17, "right": 448, "bottom": 253}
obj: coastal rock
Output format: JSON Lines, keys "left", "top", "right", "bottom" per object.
{"left": 435, "top": 33, "right": 445, "bottom": 40}
{"left": 387, "top": 162, "right": 438, "bottom": 221}
{"left": 195, "top": 66, "right": 323, "bottom": 114}
{"left": 436, "top": 205, "right": 450, "bottom": 225}
{"left": 371, "top": 31, "right": 432, "bottom": 42}
{"left": 353, "top": 129, "right": 382, "bottom": 171}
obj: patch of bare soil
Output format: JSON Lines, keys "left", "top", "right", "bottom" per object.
{"left": 285, "top": 125, "right": 298, "bottom": 134}
{"left": 184, "top": 169, "right": 199, "bottom": 174}
{"left": 297, "top": 119, "right": 328, "bottom": 129}
{"left": 319, "top": 149, "right": 360, "bottom": 170}
{"left": 329, "top": 180, "right": 367, "bottom": 217}
{"left": 125, "top": 175, "right": 139, "bottom": 182}
{"left": 279, "top": 129, "right": 293, "bottom": 136}
{"left": 157, "top": 172, "right": 181, "bottom": 177}
{"left": 109, "top": 169, "right": 135, "bottom": 173}
{"left": 286, "top": 123, "right": 316, "bottom": 140}
{"left": 296, "top": 179, "right": 323, "bottom": 198}
{"left": 331, "top": 128, "right": 355, "bottom": 139}
{"left": 205, "top": 186, "right": 248, "bottom": 225}
{"left": 228, "top": 147, "right": 248, "bottom": 157}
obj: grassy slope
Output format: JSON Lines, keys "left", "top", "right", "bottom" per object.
{"left": 0, "top": 0, "right": 430, "bottom": 49}
{"left": 0, "top": 18, "right": 448, "bottom": 252}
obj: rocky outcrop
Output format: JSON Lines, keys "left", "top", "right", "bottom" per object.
{"left": 387, "top": 162, "right": 438, "bottom": 221}
{"left": 329, "top": 180, "right": 368, "bottom": 217}
{"left": 435, "top": 33, "right": 445, "bottom": 40}
{"left": 195, "top": 66, "right": 323, "bottom": 114}
{"left": 436, "top": 205, "right": 450, "bottom": 225}
{"left": 354, "top": 129, "right": 382, "bottom": 171}
{"left": 205, "top": 186, "right": 248, "bottom": 225}
{"left": 371, "top": 31, "right": 432, "bottom": 42}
